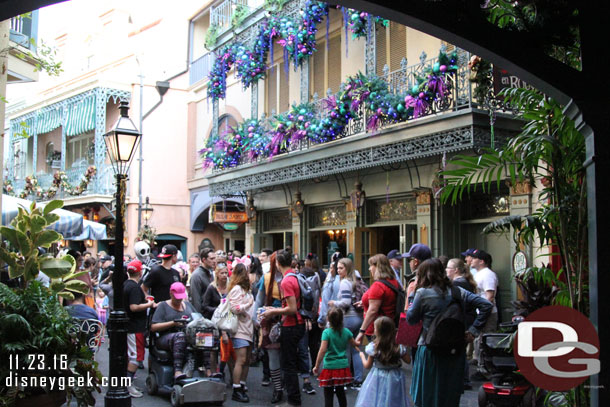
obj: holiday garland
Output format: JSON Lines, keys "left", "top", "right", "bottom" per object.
{"left": 3, "top": 165, "right": 97, "bottom": 200}
{"left": 341, "top": 7, "right": 389, "bottom": 39}
{"left": 202, "top": 50, "right": 459, "bottom": 170}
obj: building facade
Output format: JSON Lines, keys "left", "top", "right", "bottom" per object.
{"left": 187, "top": 0, "right": 533, "bottom": 320}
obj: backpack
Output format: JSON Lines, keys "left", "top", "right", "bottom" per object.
{"left": 351, "top": 279, "right": 368, "bottom": 312}
{"left": 423, "top": 286, "right": 466, "bottom": 355}
{"left": 377, "top": 279, "right": 406, "bottom": 326}
{"left": 306, "top": 273, "right": 321, "bottom": 314}
{"left": 285, "top": 272, "right": 315, "bottom": 319}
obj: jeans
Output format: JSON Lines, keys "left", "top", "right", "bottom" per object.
{"left": 297, "top": 328, "right": 311, "bottom": 379}
{"left": 281, "top": 324, "right": 306, "bottom": 406}
{"left": 344, "top": 315, "right": 364, "bottom": 382}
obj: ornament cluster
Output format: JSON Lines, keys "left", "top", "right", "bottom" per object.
{"left": 3, "top": 166, "right": 97, "bottom": 200}
{"left": 202, "top": 50, "right": 459, "bottom": 170}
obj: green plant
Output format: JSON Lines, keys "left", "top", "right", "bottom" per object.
{"left": 204, "top": 23, "right": 220, "bottom": 51}
{"left": 231, "top": 4, "right": 250, "bottom": 30}
{"left": 0, "top": 282, "right": 102, "bottom": 407}
{"left": 136, "top": 225, "right": 157, "bottom": 247}
{"left": 0, "top": 200, "right": 88, "bottom": 298}
{"left": 0, "top": 200, "right": 102, "bottom": 406}
{"left": 511, "top": 268, "right": 559, "bottom": 317}
{"left": 264, "top": 0, "right": 289, "bottom": 12}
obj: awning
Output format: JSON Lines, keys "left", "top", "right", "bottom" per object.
{"left": 65, "top": 94, "right": 96, "bottom": 137}
{"left": 190, "top": 189, "right": 245, "bottom": 231}
{"left": 69, "top": 219, "right": 108, "bottom": 241}
{"left": 2, "top": 195, "right": 84, "bottom": 239}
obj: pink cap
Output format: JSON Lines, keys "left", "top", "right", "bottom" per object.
{"left": 170, "top": 282, "right": 187, "bottom": 300}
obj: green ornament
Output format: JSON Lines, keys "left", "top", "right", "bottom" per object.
{"left": 411, "top": 85, "right": 419, "bottom": 94}
{"left": 433, "top": 62, "right": 440, "bottom": 74}
{"left": 397, "top": 104, "right": 405, "bottom": 113}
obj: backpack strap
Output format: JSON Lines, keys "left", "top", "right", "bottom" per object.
{"left": 378, "top": 278, "right": 399, "bottom": 294}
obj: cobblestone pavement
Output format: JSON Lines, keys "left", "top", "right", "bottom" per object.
{"left": 82, "top": 341, "right": 480, "bottom": 407}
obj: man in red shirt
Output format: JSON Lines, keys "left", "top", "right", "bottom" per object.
{"left": 262, "top": 249, "right": 305, "bottom": 407}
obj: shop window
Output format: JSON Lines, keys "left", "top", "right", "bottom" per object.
{"left": 460, "top": 184, "right": 510, "bottom": 220}
{"left": 264, "top": 209, "right": 292, "bottom": 232}
{"left": 309, "top": 204, "right": 346, "bottom": 228}
{"left": 366, "top": 196, "right": 417, "bottom": 224}
{"left": 66, "top": 132, "right": 94, "bottom": 169}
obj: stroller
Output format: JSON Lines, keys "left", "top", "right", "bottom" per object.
{"left": 477, "top": 322, "right": 537, "bottom": 407}
{"left": 146, "top": 315, "right": 226, "bottom": 406}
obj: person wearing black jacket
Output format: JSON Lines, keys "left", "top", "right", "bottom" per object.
{"left": 190, "top": 248, "right": 216, "bottom": 314}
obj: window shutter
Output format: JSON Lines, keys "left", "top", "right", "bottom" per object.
{"left": 389, "top": 22, "right": 407, "bottom": 72}
{"left": 266, "top": 65, "right": 278, "bottom": 114}
{"left": 376, "top": 25, "right": 387, "bottom": 76}
{"left": 327, "top": 35, "right": 342, "bottom": 94}
{"left": 312, "top": 39, "right": 326, "bottom": 98}
{"left": 279, "top": 66, "right": 290, "bottom": 113}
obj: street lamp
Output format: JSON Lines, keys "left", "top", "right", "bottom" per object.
{"left": 103, "top": 100, "right": 141, "bottom": 407}
{"left": 246, "top": 193, "right": 256, "bottom": 220}
{"left": 142, "top": 196, "right": 153, "bottom": 226}
{"left": 293, "top": 191, "right": 305, "bottom": 217}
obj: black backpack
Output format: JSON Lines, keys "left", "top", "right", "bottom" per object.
{"left": 377, "top": 279, "right": 406, "bottom": 326}
{"left": 423, "top": 286, "right": 466, "bottom": 355}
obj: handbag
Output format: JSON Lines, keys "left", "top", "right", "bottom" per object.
{"left": 396, "top": 312, "right": 423, "bottom": 348}
{"left": 211, "top": 298, "right": 238, "bottom": 336}
{"left": 269, "top": 321, "right": 281, "bottom": 343}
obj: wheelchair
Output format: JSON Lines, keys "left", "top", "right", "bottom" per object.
{"left": 146, "top": 315, "right": 226, "bottom": 406}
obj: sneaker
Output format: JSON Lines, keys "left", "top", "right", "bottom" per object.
{"left": 302, "top": 382, "right": 316, "bottom": 394}
{"left": 241, "top": 383, "right": 248, "bottom": 392}
{"left": 261, "top": 376, "right": 271, "bottom": 386}
{"left": 138, "top": 361, "right": 145, "bottom": 369}
{"left": 127, "top": 385, "right": 143, "bottom": 398}
{"left": 232, "top": 387, "right": 250, "bottom": 403}
{"left": 350, "top": 381, "right": 362, "bottom": 390}
{"left": 271, "top": 389, "right": 283, "bottom": 404}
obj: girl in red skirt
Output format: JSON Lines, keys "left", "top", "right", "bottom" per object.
{"left": 313, "top": 307, "right": 359, "bottom": 407}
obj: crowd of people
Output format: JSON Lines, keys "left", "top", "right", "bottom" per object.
{"left": 47, "top": 240, "right": 500, "bottom": 407}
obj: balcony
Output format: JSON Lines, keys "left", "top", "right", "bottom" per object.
{"left": 210, "top": 0, "right": 264, "bottom": 36}
{"left": 189, "top": 51, "right": 216, "bottom": 86}
{"left": 206, "top": 49, "right": 523, "bottom": 196}
{"left": 10, "top": 163, "right": 117, "bottom": 202}
{"left": 9, "top": 11, "right": 38, "bottom": 52}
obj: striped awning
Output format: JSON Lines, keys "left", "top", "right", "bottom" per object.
{"left": 70, "top": 219, "right": 108, "bottom": 241}
{"left": 65, "top": 94, "right": 96, "bottom": 137}
{"left": 2, "top": 195, "right": 84, "bottom": 239}
{"left": 36, "top": 106, "right": 63, "bottom": 134}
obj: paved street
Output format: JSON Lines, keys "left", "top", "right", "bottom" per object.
{"left": 85, "top": 341, "right": 480, "bottom": 407}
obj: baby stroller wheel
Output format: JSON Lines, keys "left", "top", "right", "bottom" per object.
{"left": 478, "top": 386, "right": 489, "bottom": 407}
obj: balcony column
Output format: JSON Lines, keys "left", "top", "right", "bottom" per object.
{"left": 245, "top": 215, "right": 257, "bottom": 255}
{"left": 60, "top": 106, "right": 67, "bottom": 172}
{"left": 300, "top": 59, "right": 309, "bottom": 103}
{"left": 365, "top": 15, "right": 376, "bottom": 76}
{"left": 251, "top": 82, "right": 258, "bottom": 119}
{"left": 508, "top": 180, "right": 533, "bottom": 302}
{"left": 416, "top": 190, "right": 432, "bottom": 248}
{"left": 94, "top": 88, "right": 108, "bottom": 193}
{"left": 291, "top": 207, "right": 303, "bottom": 259}
{"left": 32, "top": 115, "right": 38, "bottom": 174}
{"left": 212, "top": 98, "right": 219, "bottom": 138}
{"left": 345, "top": 200, "right": 358, "bottom": 262}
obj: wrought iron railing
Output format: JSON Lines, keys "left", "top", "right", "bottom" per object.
{"left": 9, "top": 10, "right": 38, "bottom": 52}
{"left": 10, "top": 163, "right": 115, "bottom": 201}
{"left": 211, "top": 49, "right": 482, "bottom": 174}
{"left": 190, "top": 51, "right": 216, "bottom": 86}
{"left": 210, "top": 0, "right": 264, "bottom": 35}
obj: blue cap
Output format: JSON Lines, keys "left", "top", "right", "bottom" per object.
{"left": 387, "top": 249, "right": 402, "bottom": 260}
{"left": 461, "top": 248, "right": 477, "bottom": 257}
{"left": 404, "top": 243, "right": 432, "bottom": 261}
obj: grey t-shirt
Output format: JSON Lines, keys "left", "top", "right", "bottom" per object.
{"left": 151, "top": 300, "right": 196, "bottom": 325}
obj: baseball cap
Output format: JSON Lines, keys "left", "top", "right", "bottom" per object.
{"left": 472, "top": 249, "right": 492, "bottom": 265}
{"left": 126, "top": 259, "right": 143, "bottom": 274}
{"left": 461, "top": 248, "right": 477, "bottom": 257}
{"left": 404, "top": 243, "right": 432, "bottom": 262}
{"left": 354, "top": 270, "right": 362, "bottom": 279}
{"left": 158, "top": 244, "right": 178, "bottom": 259}
{"left": 387, "top": 249, "right": 402, "bottom": 261}
{"left": 100, "top": 255, "right": 113, "bottom": 262}
{"left": 170, "top": 282, "right": 187, "bottom": 300}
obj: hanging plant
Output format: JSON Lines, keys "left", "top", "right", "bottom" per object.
{"left": 204, "top": 23, "right": 220, "bottom": 51}
{"left": 468, "top": 55, "right": 493, "bottom": 103}
{"left": 231, "top": 4, "right": 251, "bottom": 30}
{"left": 136, "top": 225, "right": 157, "bottom": 247}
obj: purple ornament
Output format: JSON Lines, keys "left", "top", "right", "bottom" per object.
{"left": 440, "top": 65, "right": 447, "bottom": 72}
{"left": 419, "top": 92, "right": 425, "bottom": 98}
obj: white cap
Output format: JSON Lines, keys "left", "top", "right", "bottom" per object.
{"left": 354, "top": 270, "right": 361, "bottom": 279}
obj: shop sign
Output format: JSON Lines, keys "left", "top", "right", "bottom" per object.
{"left": 493, "top": 66, "right": 536, "bottom": 95}
{"left": 213, "top": 211, "right": 248, "bottom": 223}
{"left": 223, "top": 223, "right": 239, "bottom": 231}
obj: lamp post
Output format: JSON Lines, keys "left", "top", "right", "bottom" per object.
{"left": 103, "top": 100, "right": 141, "bottom": 407}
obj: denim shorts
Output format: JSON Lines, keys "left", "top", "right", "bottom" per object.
{"left": 232, "top": 338, "right": 252, "bottom": 349}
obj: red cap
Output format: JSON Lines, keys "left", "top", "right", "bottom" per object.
{"left": 127, "top": 259, "right": 143, "bottom": 274}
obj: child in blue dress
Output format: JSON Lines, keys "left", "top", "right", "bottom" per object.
{"left": 355, "top": 316, "right": 412, "bottom": 407}
{"left": 313, "top": 307, "right": 358, "bottom": 407}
